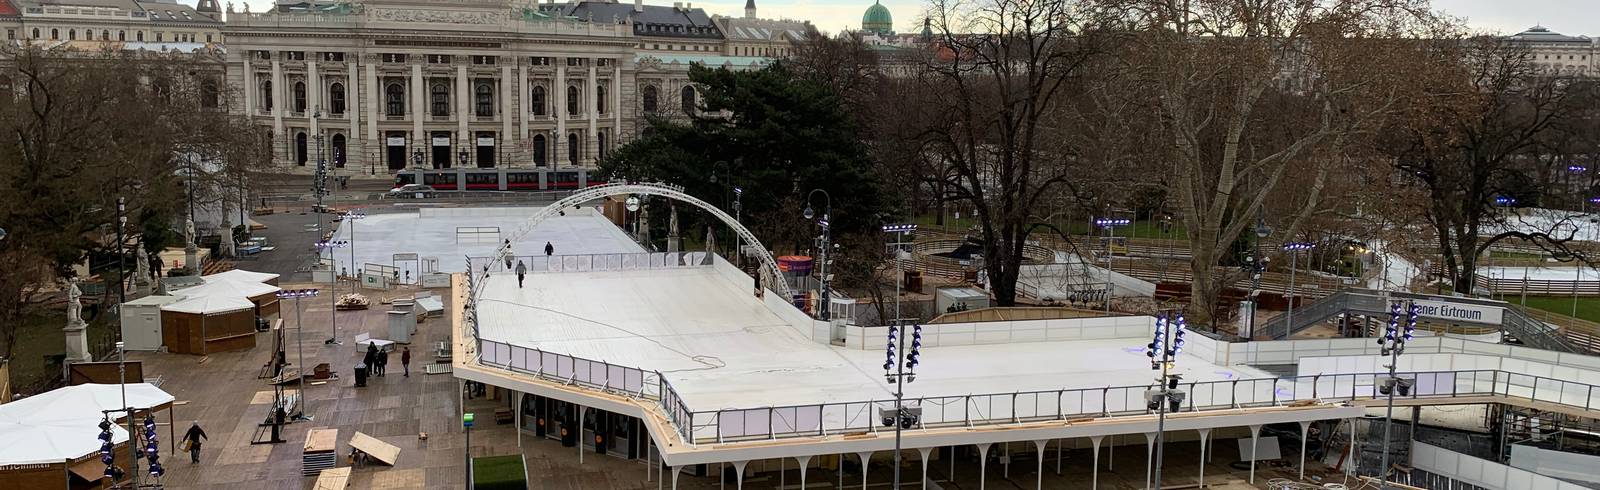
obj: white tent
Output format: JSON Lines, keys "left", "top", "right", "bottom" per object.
{"left": 179, "top": 277, "right": 281, "bottom": 299}
{"left": 0, "top": 383, "right": 173, "bottom": 466}
{"left": 161, "top": 295, "right": 255, "bottom": 315}
{"left": 201, "top": 269, "right": 280, "bottom": 284}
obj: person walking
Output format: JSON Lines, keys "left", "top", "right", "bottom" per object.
{"left": 503, "top": 239, "right": 514, "bottom": 269}
{"left": 183, "top": 421, "right": 208, "bottom": 464}
{"left": 378, "top": 347, "right": 390, "bottom": 377}
{"left": 515, "top": 260, "right": 528, "bottom": 288}
{"left": 544, "top": 241, "right": 554, "bottom": 257}
{"left": 401, "top": 346, "right": 412, "bottom": 377}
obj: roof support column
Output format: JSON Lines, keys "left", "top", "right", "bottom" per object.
{"left": 1032, "top": 439, "right": 1048, "bottom": 490}
{"left": 1144, "top": 432, "right": 1156, "bottom": 490}
{"left": 976, "top": 443, "right": 992, "bottom": 490}
{"left": 1090, "top": 435, "right": 1103, "bottom": 490}
{"left": 1299, "top": 420, "right": 1314, "bottom": 480}
{"left": 731, "top": 460, "right": 747, "bottom": 489}
{"left": 795, "top": 455, "right": 811, "bottom": 489}
{"left": 670, "top": 465, "right": 680, "bottom": 490}
{"left": 1249, "top": 424, "right": 1263, "bottom": 483}
{"left": 856, "top": 451, "right": 872, "bottom": 489}
{"left": 1197, "top": 427, "right": 1213, "bottom": 487}
{"left": 916, "top": 447, "right": 933, "bottom": 489}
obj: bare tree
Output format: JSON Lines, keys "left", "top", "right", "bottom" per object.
{"left": 1107, "top": 0, "right": 1429, "bottom": 325}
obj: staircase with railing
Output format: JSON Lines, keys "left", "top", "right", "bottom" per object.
{"left": 1260, "top": 288, "right": 1585, "bottom": 354}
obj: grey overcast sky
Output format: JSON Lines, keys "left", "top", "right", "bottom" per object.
{"left": 224, "top": 0, "right": 1596, "bottom": 38}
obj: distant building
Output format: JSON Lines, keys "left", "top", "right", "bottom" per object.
{"left": 1506, "top": 25, "right": 1597, "bottom": 77}
{"left": 0, "top": 0, "right": 221, "bottom": 46}
{"left": 861, "top": 0, "right": 892, "bottom": 36}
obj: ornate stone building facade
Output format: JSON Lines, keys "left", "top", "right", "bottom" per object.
{"left": 0, "top": 0, "right": 221, "bottom": 46}
{"left": 223, "top": 0, "right": 810, "bottom": 175}
{"left": 1507, "top": 26, "right": 1597, "bottom": 77}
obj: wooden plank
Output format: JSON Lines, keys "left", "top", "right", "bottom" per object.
{"left": 313, "top": 467, "right": 351, "bottom": 489}
{"left": 304, "top": 428, "right": 338, "bottom": 453}
{"left": 348, "top": 431, "right": 401, "bottom": 466}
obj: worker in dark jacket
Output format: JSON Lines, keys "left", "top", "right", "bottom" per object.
{"left": 183, "top": 422, "right": 208, "bottom": 463}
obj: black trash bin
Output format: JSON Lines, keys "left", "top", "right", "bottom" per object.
{"left": 354, "top": 363, "right": 368, "bottom": 387}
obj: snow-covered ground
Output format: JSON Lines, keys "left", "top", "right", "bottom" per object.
{"left": 1367, "top": 239, "right": 1421, "bottom": 291}
{"left": 1478, "top": 265, "right": 1600, "bottom": 281}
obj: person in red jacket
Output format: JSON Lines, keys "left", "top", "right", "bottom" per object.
{"left": 401, "top": 346, "right": 412, "bottom": 377}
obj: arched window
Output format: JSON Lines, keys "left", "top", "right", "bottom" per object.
{"left": 430, "top": 82, "right": 449, "bottom": 117}
{"left": 292, "top": 81, "right": 307, "bottom": 112}
{"left": 386, "top": 83, "right": 405, "bottom": 116}
{"left": 68, "top": 29, "right": 75, "bottom": 41}
{"left": 532, "top": 134, "right": 547, "bottom": 166}
{"left": 642, "top": 85, "right": 658, "bottom": 112}
{"left": 295, "top": 132, "right": 309, "bottom": 166}
{"left": 206, "top": 34, "right": 212, "bottom": 43}
{"left": 200, "top": 81, "right": 219, "bottom": 109}
{"left": 597, "top": 131, "right": 607, "bottom": 161}
{"left": 31, "top": 28, "right": 38, "bottom": 39}
{"left": 51, "top": 29, "right": 58, "bottom": 40}
{"left": 596, "top": 85, "right": 607, "bottom": 115}
{"left": 329, "top": 82, "right": 345, "bottom": 114}
{"left": 262, "top": 81, "right": 273, "bottom": 111}
{"left": 474, "top": 81, "right": 493, "bottom": 117}
{"left": 331, "top": 134, "right": 346, "bottom": 168}
{"left": 566, "top": 86, "right": 579, "bottom": 116}
{"left": 680, "top": 86, "right": 695, "bottom": 113}
{"left": 136, "top": 31, "right": 144, "bottom": 42}
{"left": 101, "top": 31, "right": 109, "bottom": 41}
{"left": 567, "top": 133, "right": 579, "bottom": 165}
{"left": 531, "top": 86, "right": 546, "bottom": 116}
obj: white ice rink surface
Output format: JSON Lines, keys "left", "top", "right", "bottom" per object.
{"left": 478, "top": 267, "right": 1273, "bottom": 413}
{"left": 325, "top": 207, "right": 640, "bottom": 275}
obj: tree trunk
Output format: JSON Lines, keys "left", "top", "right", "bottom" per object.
{"left": 1188, "top": 243, "right": 1220, "bottom": 328}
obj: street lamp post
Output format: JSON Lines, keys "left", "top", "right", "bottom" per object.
{"left": 463, "top": 413, "right": 475, "bottom": 489}
{"left": 115, "top": 197, "right": 127, "bottom": 309}
{"left": 883, "top": 224, "right": 918, "bottom": 328}
{"left": 1244, "top": 218, "right": 1271, "bottom": 336}
{"left": 1281, "top": 242, "right": 1315, "bottom": 339}
{"left": 804, "top": 189, "right": 833, "bottom": 320}
{"left": 316, "top": 238, "right": 350, "bottom": 345}
{"left": 881, "top": 320, "right": 923, "bottom": 489}
{"left": 1145, "top": 311, "right": 1188, "bottom": 490}
{"left": 1093, "top": 217, "right": 1131, "bottom": 313}
{"left": 276, "top": 288, "right": 319, "bottom": 421}
{"left": 1376, "top": 300, "right": 1417, "bottom": 489}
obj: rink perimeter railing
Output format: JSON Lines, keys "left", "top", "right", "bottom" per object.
{"left": 477, "top": 334, "right": 1600, "bottom": 445}
{"left": 471, "top": 252, "right": 714, "bottom": 275}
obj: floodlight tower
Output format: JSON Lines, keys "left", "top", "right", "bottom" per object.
{"left": 1145, "top": 311, "right": 1188, "bottom": 490}
{"left": 315, "top": 239, "right": 348, "bottom": 346}
{"left": 1280, "top": 241, "right": 1316, "bottom": 338}
{"left": 881, "top": 321, "right": 923, "bottom": 489}
{"left": 276, "top": 288, "right": 320, "bottom": 420}
{"left": 1375, "top": 300, "right": 1418, "bottom": 489}
{"left": 1093, "top": 217, "right": 1131, "bottom": 313}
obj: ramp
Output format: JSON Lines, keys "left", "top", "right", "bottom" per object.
{"left": 349, "top": 431, "right": 401, "bottom": 466}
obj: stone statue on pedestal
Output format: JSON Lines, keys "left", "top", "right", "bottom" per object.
{"left": 63, "top": 278, "right": 92, "bottom": 363}
{"left": 134, "top": 244, "right": 151, "bottom": 296}
{"left": 183, "top": 217, "right": 198, "bottom": 273}
{"left": 218, "top": 218, "right": 236, "bottom": 258}
{"left": 667, "top": 204, "right": 680, "bottom": 253}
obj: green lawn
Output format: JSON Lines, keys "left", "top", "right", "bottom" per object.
{"left": 1507, "top": 295, "right": 1600, "bottom": 324}
{"left": 472, "top": 454, "right": 526, "bottom": 490}
{"left": 6, "top": 307, "right": 118, "bottom": 394}
{"left": 910, "top": 214, "right": 1186, "bottom": 240}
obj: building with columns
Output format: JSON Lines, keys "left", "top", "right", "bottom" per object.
{"left": 0, "top": 0, "right": 221, "bottom": 46}
{"left": 222, "top": 0, "right": 811, "bottom": 175}
{"left": 1506, "top": 25, "right": 1597, "bottom": 77}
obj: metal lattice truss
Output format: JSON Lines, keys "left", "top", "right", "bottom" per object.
{"left": 478, "top": 182, "right": 793, "bottom": 302}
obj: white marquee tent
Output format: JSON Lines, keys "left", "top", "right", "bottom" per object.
{"left": 0, "top": 383, "right": 174, "bottom": 466}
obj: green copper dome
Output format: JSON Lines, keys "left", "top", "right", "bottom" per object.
{"left": 862, "top": 0, "right": 893, "bottom": 35}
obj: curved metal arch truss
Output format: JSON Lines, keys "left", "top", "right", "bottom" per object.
{"left": 489, "top": 182, "right": 793, "bottom": 301}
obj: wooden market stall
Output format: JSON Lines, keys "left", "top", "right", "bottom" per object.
{"left": 201, "top": 269, "right": 281, "bottom": 287}
{"left": 0, "top": 383, "right": 175, "bottom": 490}
{"left": 179, "top": 277, "right": 281, "bottom": 321}
{"left": 160, "top": 295, "right": 257, "bottom": 355}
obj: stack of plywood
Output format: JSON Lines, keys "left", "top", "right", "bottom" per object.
{"left": 302, "top": 428, "right": 338, "bottom": 476}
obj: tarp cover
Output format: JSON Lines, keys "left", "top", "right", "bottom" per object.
{"left": 181, "top": 277, "right": 281, "bottom": 299}
{"left": 161, "top": 295, "right": 255, "bottom": 315}
{"left": 0, "top": 383, "right": 173, "bottom": 465}
{"left": 202, "top": 269, "right": 280, "bottom": 284}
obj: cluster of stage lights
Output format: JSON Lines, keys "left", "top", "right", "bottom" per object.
{"left": 1494, "top": 196, "right": 1517, "bottom": 206}
{"left": 1145, "top": 312, "right": 1187, "bottom": 370}
{"left": 97, "top": 417, "right": 116, "bottom": 480}
{"left": 314, "top": 240, "right": 349, "bottom": 249}
{"left": 1379, "top": 301, "right": 1418, "bottom": 356}
{"left": 343, "top": 211, "right": 366, "bottom": 220}
{"left": 1281, "top": 241, "right": 1315, "bottom": 251}
{"left": 1094, "top": 218, "right": 1131, "bottom": 227}
{"left": 881, "top": 223, "right": 917, "bottom": 233}
{"left": 143, "top": 414, "right": 163, "bottom": 478}
{"left": 884, "top": 324, "right": 923, "bottom": 383}
{"left": 276, "top": 288, "right": 320, "bottom": 299}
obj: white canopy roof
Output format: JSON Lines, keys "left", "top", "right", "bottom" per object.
{"left": 180, "top": 277, "right": 280, "bottom": 299}
{"left": 201, "top": 269, "right": 279, "bottom": 284}
{"left": 161, "top": 295, "right": 255, "bottom": 315}
{"left": 0, "top": 383, "right": 173, "bottom": 465}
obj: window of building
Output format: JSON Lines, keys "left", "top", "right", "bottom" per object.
{"left": 472, "top": 55, "right": 497, "bottom": 65}
{"left": 474, "top": 81, "right": 494, "bottom": 117}
{"left": 428, "top": 54, "right": 452, "bottom": 64}
{"left": 430, "top": 82, "right": 449, "bottom": 117}
{"left": 386, "top": 83, "right": 405, "bottom": 116}
{"left": 5, "top": 29, "right": 12, "bottom": 41}
{"left": 530, "top": 57, "right": 550, "bottom": 66}
{"left": 68, "top": 29, "right": 75, "bottom": 41}
{"left": 567, "top": 132, "right": 579, "bottom": 164}
{"left": 532, "top": 134, "right": 547, "bottom": 166}
{"left": 531, "top": 86, "right": 546, "bottom": 116}
{"left": 262, "top": 80, "right": 273, "bottom": 110}
{"left": 329, "top": 82, "right": 346, "bottom": 114}
{"left": 295, "top": 132, "right": 308, "bottom": 166}
{"left": 332, "top": 133, "right": 346, "bottom": 168}
{"left": 101, "top": 31, "right": 109, "bottom": 41}
{"left": 681, "top": 86, "right": 695, "bottom": 113}
{"left": 255, "top": 50, "right": 270, "bottom": 60}
{"left": 292, "top": 81, "right": 307, "bottom": 112}
{"left": 32, "top": 28, "right": 39, "bottom": 39}
{"left": 566, "top": 86, "right": 580, "bottom": 116}
{"left": 642, "top": 85, "right": 658, "bottom": 112}
{"left": 597, "top": 131, "right": 606, "bottom": 161}
{"left": 596, "top": 85, "right": 606, "bottom": 114}
{"left": 136, "top": 31, "right": 143, "bottom": 41}
{"left": 382, "top": 53, "right": 407, "bottom": 63}
{"left": 200, "top": 80, "right": 219, "bottom": 109}
{"left": 155, "top": 32, "right": 162, "bottom": 42}
{"left": 286, "top": 51, "right": 305, "bottom": 61}
{"left": 323, "top": 52, "right": 344, "bottom": 62}
{"left": 205, "top": 34, "right": 212, "bottom": 43}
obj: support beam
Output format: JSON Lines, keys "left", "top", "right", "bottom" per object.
{"left": 670, "top": 466, "right": 680, "bottom": 490}
{"left": 514, "top": 391, "right": 524, "bottom": 448}
{"left": 1299, "top": 420, "right": 1313, "bottom": 480}
{"left": 1249, "top": 424, "right": 1263, "bottom": 484}
{"left": 977, "top": 443, "right": 992, "bottom": 490}
{"left": 731, "top": 460, "right": 747, "bottom": 490}
{"left": 577, "top": 408, "right": 585, "bottom": 465}
{"left": 917, "top": 447, "right": 933, "bottom": 490}
{"left": 1144, "top": 432, "right": 1156, "bottom": 490}
{"left": 1090, "top": 436, "right": 1103, "bottom": 490}
{"left": 1033, "top": 439, "right": 1048, "bottom": 490}
{"left": 1056, "top": 438, "right": 1063, "bottom": 475}
{"left": 1348, "top": 418, "right": 1358, "bottom": 477}
{"left": 856, "top": 451, "right": 872, "bottom": 489}
{"left": 796, "top": 455, "right": 812, "bottom": 489}
{"left": 1197, "top": 428, "right": 1212, "bottom": 488}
